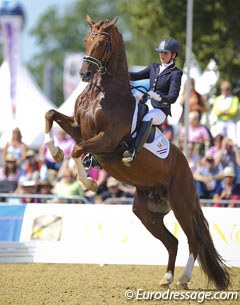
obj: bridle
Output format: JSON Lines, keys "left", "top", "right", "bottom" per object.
{"left": 83, "top": 31, "right": 112, "bottom": 75}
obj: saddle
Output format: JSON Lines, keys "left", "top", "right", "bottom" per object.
{"left": 94, "top": 100, "right": 159, "bottom": 162}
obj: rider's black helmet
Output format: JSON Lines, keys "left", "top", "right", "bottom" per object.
{"left": 155, "top": 38, "right": 180, "bottom": 56}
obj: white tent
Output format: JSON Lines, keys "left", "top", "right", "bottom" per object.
{"left": 0, "top": 61, "right": 56, "bottom": 149}
{"left": 195, "top": 59, "right": 219, "bottom": 96}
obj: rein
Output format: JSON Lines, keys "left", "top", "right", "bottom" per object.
{"left": 83, "top": 31, "right": 112, "bottom": 74}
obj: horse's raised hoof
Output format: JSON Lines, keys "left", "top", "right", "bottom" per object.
{"left": 176, "top": 282, "right": 189, "bottom": 290}
{"left": 53, "top": 148, "right": 64, "bottom": 163}
{"left": 87, "top": 178, "right": 97, "bottom": 192}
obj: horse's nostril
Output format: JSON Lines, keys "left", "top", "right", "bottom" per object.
{"left": 86, "top": 71, "right": 92, "bottom": 78}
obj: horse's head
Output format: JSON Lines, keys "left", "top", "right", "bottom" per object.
{"left": 80, "top": 15, "right": 119, "bottom": 82}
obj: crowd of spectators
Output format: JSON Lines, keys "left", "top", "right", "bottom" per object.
{"left": 0, "top": 79, "right": 240, "bottom": 207}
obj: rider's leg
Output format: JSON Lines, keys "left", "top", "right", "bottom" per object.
{"left": 122, "top": 108, "right": 166, "bottom": 166}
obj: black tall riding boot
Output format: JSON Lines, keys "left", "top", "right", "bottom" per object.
{"left": 122, "top": 120, "right": 152, "bottom": 167}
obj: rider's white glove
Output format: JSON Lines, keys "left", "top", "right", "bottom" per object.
{"left": 148, "top": 90, "right": 162, "bottom": 102}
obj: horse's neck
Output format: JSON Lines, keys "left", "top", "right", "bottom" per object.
{"left": 106, "top": 33, "right": 130, "bottom": 87}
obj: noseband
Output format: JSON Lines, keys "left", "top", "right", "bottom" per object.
{"left": 83, "top": 31, "right": 111, "bottom": 74}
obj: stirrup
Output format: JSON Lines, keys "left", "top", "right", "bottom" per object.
{"left": 122, "top": 149, "right": 136, "bottom": 167}
{"left": 82, "top": 153, "right": 93, "bottom": 169}
{"left": 83, "top": 154, "right": 102, "bottom": 169}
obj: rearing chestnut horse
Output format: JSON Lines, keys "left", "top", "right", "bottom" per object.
{"left": 44, "top": 16, "right": 230, "bottom": 289}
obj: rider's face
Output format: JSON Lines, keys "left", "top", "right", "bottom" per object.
{"left": 159, "top": 51, "right": 172, "bottom": 64}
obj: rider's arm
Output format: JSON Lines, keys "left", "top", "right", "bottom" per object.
{"left": 160, "top": 70, "right": 183, "bottom": 105}
{"left": 129, "top": 65, "right": 151, "bottom": 81}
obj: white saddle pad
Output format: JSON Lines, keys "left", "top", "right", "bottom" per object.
{"left": 131, "top": 98, "right": 170, "bottom": 159}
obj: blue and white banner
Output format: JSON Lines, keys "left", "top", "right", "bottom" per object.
{"left": 0, "top": 204, "right": 26, "bottom": 241}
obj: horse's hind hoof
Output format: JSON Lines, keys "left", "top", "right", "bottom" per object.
{"left": 87, "top": 178, "right": 97, "bottom": 192}
{"left": 53, "top": 148, "right": 64, "bottom": 163}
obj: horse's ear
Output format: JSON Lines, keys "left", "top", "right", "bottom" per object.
{"left": 103, "top": 16, "right": 119, "bottom": 30}
{"left": 86, "top": 15, "right": 95, "bottom": 27}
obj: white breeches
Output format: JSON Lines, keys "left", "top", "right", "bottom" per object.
{"left": 143, "top": 99, "right": 166, "bottom": 125}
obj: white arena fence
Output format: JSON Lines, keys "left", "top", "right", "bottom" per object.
{"left": 0, "top": 200, "right": 239, "bottom": 266}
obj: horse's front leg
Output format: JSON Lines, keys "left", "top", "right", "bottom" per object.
{"left": 71, "top": 132, "right": 115, "bottom": 192}
{"left": 73, "top": 156, "right": 98, "bottom": 192}
{"left": 44, "top": 109, "right": 81, "bottom": 163}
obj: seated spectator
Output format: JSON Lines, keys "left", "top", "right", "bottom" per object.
{"left": 214, "top": 137, "right": 240, "bottom": 174}
{"left": 39, "top": 127, "right": 75, "bottom": 172}
{"left": 193, "top": 155, "right": 223, "bottom": 199}
{"left": 23, "top": 150, "right": 42, "bottom": 182}
{"left": 52, "top": 167, "right": 84, "bottom": 202}
{"left": 186, "top": 142, "right": 201, "bottom": 173}
{"left": 0, "top": 154, "right": 22, "bottom": 182}
{"left": 205, "top": 134, "right": 224, "bottom": 159}
{"left": 0, "top": 154, "right": 22, "bottom": 200}
{"left": 2, "top": 127, "right": 28, "bottom": 168}
{"left": 179, "top": 111, "right": 211, "bottom": 155}
{"left": 98, "top": 177, "right": 133, "bottom": 204}
{"left": 18, "top": 180, "right": 39, "bottom": 204}
{"left": 36, "top": 179, "right": 53, "bottom": 203}
{"left": 213, "top": 166, "right": 240, "bottom": 207}
{"left": 210, "top": 81, "right": 239, "bottom": 143}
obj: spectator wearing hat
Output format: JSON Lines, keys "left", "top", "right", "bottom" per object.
{"left": 18, "top": 180, "right": 39, "bottom": 204}
{"left": 22, "top": 150, "right": 42, "bottom": 182}
{"left": 213, "top": 166, "right": 240, "bottom": 207}
{"left": 0, "top": 154, "right": 22, "bottom": 181}
{"left": 0, "top": 154, "right": 21, "bottom": 194}
{"left": 193, "top": 155, "right": 223, "bottom": 200}
{"left": 36, "top": 179, "right": 53, "bottom": 203}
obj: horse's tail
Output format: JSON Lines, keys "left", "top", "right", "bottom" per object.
{"left": 192, "top": 199, "right": 230, "bottom": 290}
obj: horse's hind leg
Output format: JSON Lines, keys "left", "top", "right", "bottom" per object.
{"left": 133, "top": 189, "right": 178, "bottom": 287}
{"left": 169, "top": 196, "right": 198, "bottom": 289}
